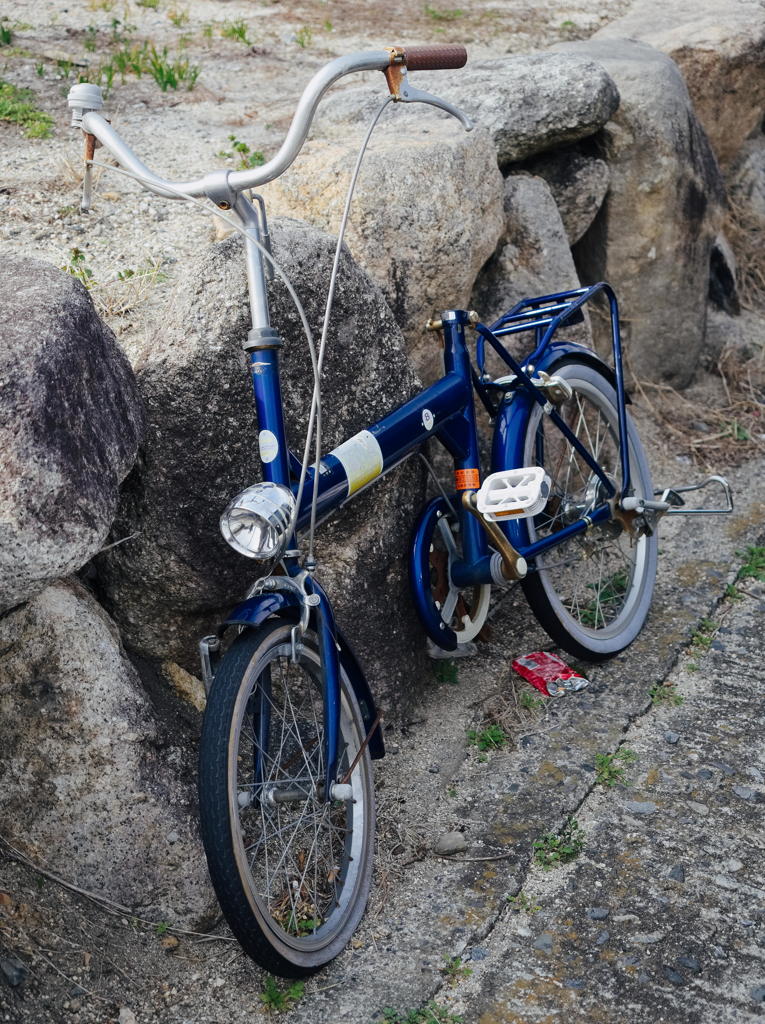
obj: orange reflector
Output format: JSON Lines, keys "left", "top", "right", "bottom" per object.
{"left": 455, "top": 468, "right": 480, "bottom": 490}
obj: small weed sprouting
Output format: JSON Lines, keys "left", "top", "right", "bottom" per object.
{"left": 146, "top": 45, "right": 200, "bottom": 90}
{"left": 221, "top": 19, "right": 251, "bottom": 45}
{"left": 216, "top": 134, "right": 265, "bottom": 170}
{"left": 594, "top": 748, "right": 636, "bottom": 788}
{"left": 61, "top": 248, "right": 95, "bottom": 286}
{"left": 690, "top": 617, "right": 716, "bottom": 649}
{"left": 0, "top": 19, "right": 12, "bottom": 45}
{"left": 687, "top": 662, "right": 699, "bottom": 672}
{"left": 381, "top": 1005, "right": 463, "bottom": 1024}
{"left": 259, "top": 976, "right": 305, "bottom": 1013}
{"left": 84, "top": 25, "right": 98, "bottom": 51}
{"left": 167, "top": 7, "right": 189, "bottom": 28}
{"left": 323, "top": 19, "right": 333, "bottom": 31}
{"left": 35, "top": 61, "right": 45, "bottom": 77}
{"left": 433, "top": 660, "right": 458, "bottom": 685}
{"left": 294, "top": 25, "right": 313, "bottom": 48}
{"left": 520, "top": 690, "right": 545, "bottom": 712}
{"left": 447, "top": 785, "right": 457, "bottom": 798}
{"left": 439, "top": 955, "right": 472, "bottom": 986}
{"left": 154, "top": 920, "right": 170, "bottom": 936}
{"left": 737, "top": 546, "right": 765, "bottom": 583}
{"left": 724, "top": 583, "right": 743, "bottom": 601}
{"left": 0, "top": 80, "right": 54, "bottom": 138}
{"left": 507, "top": 890, "right": 540, "bottom": 915}
{"left": 533, "top": 818, "right": 584, "bottom": 870}
{"left": 649, "top": 682, "right": 684, "bottom": 707}
{"left": 136, "top": 0, "right": 160, "bottom": 7}
{"left": 725, "top": 419, "right": 750, "bottom": 442}
{"left": 424, "top": 4, "right": 464, "bottom": 20}
{"left": 467, "top": 724, "right": 508, "bottom": 752}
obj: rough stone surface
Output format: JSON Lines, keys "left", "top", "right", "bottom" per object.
{"left": 260, "top": 124, "right": 504, "bottom": 380}
{"left": 471, "top": 173, "right": 589, "bottom": 351}
{"left": 0, "top": 254, "right": 144, "bottom": 613}
{"left": 593, "top": 0, "right": 765, "bottom": 167}
{"left": 434, "top": 831, "right": 468, "bottom": 856}
{"left": 0, "top": 580, "right": 214, "bottom": 927}
{"left": 317, "top": 52, "right": 620, "bottom": 168}
{"left": 729, "top": 139, "right": 765, "bottom": 233}
{"left": 97, "top": 220, "right": 429, "bottom": 713}
{"left": 522, "top": 146, "right": 611, "bottom": 245}
{"left": 559, "top": 40, "right": 725, "bottom": 386}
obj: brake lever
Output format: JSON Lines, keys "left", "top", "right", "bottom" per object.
{"left": 389, "top": 69, "right": 474, "bottom": 131}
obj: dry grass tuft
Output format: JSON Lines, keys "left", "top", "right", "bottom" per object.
{"left": 725, "top": 198, "right": 765, "bottom": 313}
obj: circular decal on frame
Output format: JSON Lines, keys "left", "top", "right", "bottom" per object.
{"left": 422, "top": 408, "right": 434, "bottom": 431}
{"left": 259, "top": 429, "right": 279, "bottom": 464}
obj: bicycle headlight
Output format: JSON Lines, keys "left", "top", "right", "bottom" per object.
{"left": 220, "top": 482, "right": 296, "bottom": 560}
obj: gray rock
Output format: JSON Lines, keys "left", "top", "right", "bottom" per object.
{"left": 751, "top": 985, "right": 765, "bottom": 1003}
{"left": 0, "top": 580, "right": 214, "bottom": 927}
{"left": 522, "top": 149, "right": 611, "bottom": 245}
{"left": 665, "top": 731, "right": 680, "bottom": 744}
{"left": 319, "top": 53, "right": 620, "bottom": 168}
{"left": 668, "top": 864, "right": 686, "bottom": 882}
{"left": 624, "top": 800, "right": 658, "bottom": 815}
{"left": 593, "top": 0, "right": 765, "bottom": 167}
{"left": 663, "top": 965, "right": 686, "bottom": 986}
{"left": 588, "top": 907, "right": 610, "bottom": 920}
{"left": 733, "top": 785, "right": 754, "bottom": 800}
{"left": 559, "top": 40, "right": 724, "bottom": 387}
{"left": 632, "top": 932, "right": 664, "bottom": 944}
{"left": 729, "top": 139, "right": 765, "bottom": 232}
{"left": 595, "top": 930, "right": 610, "bottom": 945}
{"left": 0, "top": 254, "right": 143, "bottom": 613}
{"left": 0, "top": 956, "right": 28, "bottom": 988}
{"left": 260, "top": 126, "right": 504, "bottom": 378}
{"left": 471, "top": 174, "right": 589, "bottom": 347}
{"left": 97, "top": 221, "right": 429, "bottom": 712}
{"left": 434, "top": 831, "right": 467, "bottom": 855}
{"left": 533, "top": 932, "right": 554, "bottom": 953}
{"left": 676, "top": 955, "right": 701, "bottom": 973}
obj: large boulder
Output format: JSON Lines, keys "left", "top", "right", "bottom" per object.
{"left": 317, "top": 53, "right": 620, "bottom": 168}
{"left": 729, "top": 138, "right": 765, "bottom": 233}
{"left": 557, "top": 40, "right": 725, "bottom": 386}
{"left": 260, "top": 123, "right": 504, "bottom": 380}
{"left": 97, "top": 220, "right": 429, "bottom": 714}
{"left": 0, "top": 580, "right": 214, "bottom": 927}
{"left": 593, "top": 0, "right": 765, "bottom": 168}
{"left": 0, "top": 254, "right": 144, "bottom": 612}
{"left": 472, "top": 173, "right": 589, "bottom": 353}
{"left": 521, "top": 147, "right": 611, "bottom": 246}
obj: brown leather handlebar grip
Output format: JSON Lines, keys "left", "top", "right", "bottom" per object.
{"left": 401, "top": 45, "right": 467, "bottom": 71}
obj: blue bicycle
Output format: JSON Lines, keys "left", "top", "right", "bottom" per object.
{"left": 68, "top": 44, "right": 732, "bottom": 977}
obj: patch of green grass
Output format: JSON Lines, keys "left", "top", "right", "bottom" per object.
{"left": 737, "top": 546, "right": 765, "bottom": 582}
{"left": 259, "top": 977, "right": 304, "bottom": 1013}
{"left": 432, "top": 660, "right": 459, "bottom": 685}
{"left": 154, "top": 920, "right": 170, "bottom": 936}
{"left": 687, "top": 662, "right": 699, "bottom": 672}
{"left": 690, "top": 617, "right": 716, "bottom": 649}
{"left": 533, "top": 818, "right": 584, "bottom": 870}
{"left": 507, "top": 890, "right": 540, "bottom": 914}
{"left": 520, "top": 690, "right": 545, "bottom": 711}
{"left": 580, "top": 569, "right": 629, "bottom": 627}
{"left": 649, "top": 682, "right": 683, "bottom": 707}
{"left": 61, "top": 247, "right": 95, "bottom": 286}
{"left": 439, "top": 955, "right": 472, "bottom": 986}
{"left": 447, "top": 785, "right": 457, "bottom": 798}
{"left": 381, "top": 1004, "right": 463, "bottom": 1024}
{"left": 467, "top": 724, "right": 507, "bottom": 752}
{"left": 724, "top": 583, "right": 743, "bottom": 601}
{"left": 0, "top": 80, "right": 54, "bottom": 138}
{"left": 0, "top": 19, "right": 13, "bottom": 45}
{"left": 221, "top": 18, "right": 251, "bottom": 45}
{"left": 594, "top": 748, "right": 636, "bottom": 787}
{"left": 424, "top": 4, "right": 464, "bottom": 20}
{"left": 146, "top": 44, "right": 199, "bottom": 90}
{"left": 725, "top": 419, "right": 750, "bottom": 442}
{"left": 294, "top": 25, "right": 313, "bottom": 48}
{"left": 136, "top": 0, "right": 160, "bottom": 7}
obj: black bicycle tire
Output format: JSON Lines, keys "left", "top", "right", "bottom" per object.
{"left": 517, "top": 358, "right": 658, "bottom": 661}
{"left": 198, "top": 619, "right": 375, "bottom": 977}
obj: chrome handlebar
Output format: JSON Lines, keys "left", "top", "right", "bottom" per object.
{"left": 68, "top": 49, "right": 472, "bottom": 208}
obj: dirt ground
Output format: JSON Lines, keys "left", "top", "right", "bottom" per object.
{"left": 1, "top": 2, "right": 764, "bottom": 1023}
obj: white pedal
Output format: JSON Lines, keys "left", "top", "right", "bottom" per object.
{"left": 476, "top": 467, "right": 551, "bottom": 521}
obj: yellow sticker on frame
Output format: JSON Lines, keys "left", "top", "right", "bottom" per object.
{"left": 331, "top": 430, "right": 384, "bottom": 496}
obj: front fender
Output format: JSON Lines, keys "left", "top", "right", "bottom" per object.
{"left": 220, "top": 590, "right": 384, "bottom": 760}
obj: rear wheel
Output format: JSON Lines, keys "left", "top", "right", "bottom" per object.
{"left": 198, "top": 620, "right": 374, "bottom": 977}
{"left": 518, "top": 360, "right": 658, "bottom": 660}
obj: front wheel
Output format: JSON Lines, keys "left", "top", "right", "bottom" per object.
{"left": 516, "top": 359, "right": 658, "bottom": 661}
{"left": 198, "top": 620, "right": 375, "bottom": 977}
